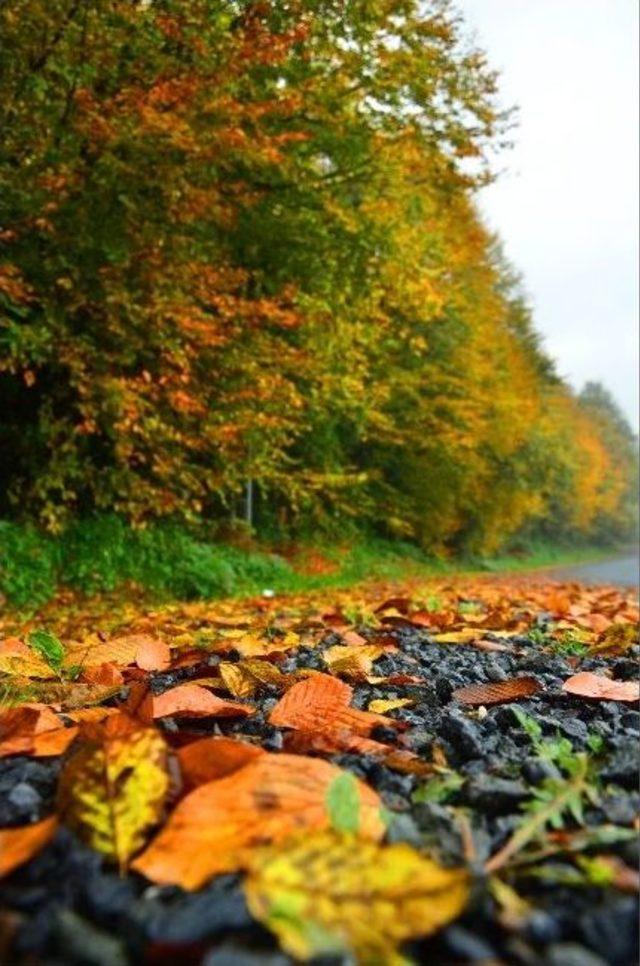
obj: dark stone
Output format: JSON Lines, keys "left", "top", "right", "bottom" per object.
{"left": 544, "top": 943, "right": 608, "bottom": 966}
{"left": 522, "top": 757, "right": 561, "bottom": 784}
{"left": 600, "top": 792, "right": 640, "bottom": 826}
{"left": 578, "top": 897, "right": 639, "bottom": 966}
{"left": 370, "top": 725, "right": 399, "bottom": 743}
{"left": 465, "top": 774, "right": 528, "bottom": 814}
{"left": 52, "top": 908, "right": 129, "bottom": 966}
{"left": 438, "top": 711, "right": 484, "bottom": 759}
{"left": 202, "top": 945, "right": 290, "bottom": 966}
{"left": 128, "top": 878, "right": 253, "bottom": 945}
{"left": 441, "top": 924, "right": 497, "bottom": 961}
{"left": 601, "top": 744, "right": 639, "bottom": 788}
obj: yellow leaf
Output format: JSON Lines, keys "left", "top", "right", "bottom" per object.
{"left": 218, "top": 659, "right": 284, "bottom": 699}
{"left": 323, "top": 644, "right": 388, "bottom": 680}
{"left": 57, "top": 713, "right": 169, "bottom": 870}
{"left": 431, "top": 630, "right": 478, "bottom": 644}
{"left": 367, "top": 697, "right": 413, "bottom": 714}
{"left": 245, "top": 830, "right": 469, "bottom": 962}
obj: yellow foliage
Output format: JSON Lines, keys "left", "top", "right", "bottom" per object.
{"left": 245, "top": 830, "right": 470, "bottom": 963}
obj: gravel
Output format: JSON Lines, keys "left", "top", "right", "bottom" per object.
{"left": 0, "top": 621, "right": 638, "bottom": 965}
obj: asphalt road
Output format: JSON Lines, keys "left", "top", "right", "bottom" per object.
{"left": 547, "top": 552, "right": 639, "bottom": 588}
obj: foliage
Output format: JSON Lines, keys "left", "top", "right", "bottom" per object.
{"left": 245, "top": 830, "right": 470, "bottom": 963}
{"left": 0, "top": 1, "right": 635, "bottom": 551}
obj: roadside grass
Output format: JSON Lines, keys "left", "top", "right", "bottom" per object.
{"left": 0, "top": 515, "right": 628, "bottom": 612}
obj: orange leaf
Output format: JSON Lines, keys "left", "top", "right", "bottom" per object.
{"left": 0, "top": 704, "right": 77, "bottom": 758}
{"left": 452, "top": 677, "right": 541, "bottom": 706}
{"left": 562, "top": 672, "right": 640, "bottom": 703}
{"left": 177, "top": 737, "right": 263, "bottom": 789}
{"left": 145, "top": 683, "right": 255, "bottom": 719}
{"left": 132, "top": 753, "right": 384, "bottom": 889}
{"left": 269, "top": 673, "right": 399, "bottom": 737}
{"left": 0, "top": 817, "right": 58, "bottom": 879}
{"left": 135, "top": 638, "right": 171, "bottom": 672}
{"left": 80, "top": 663, "right": 124, "bottom": 686}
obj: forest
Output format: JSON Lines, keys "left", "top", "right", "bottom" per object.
{"left": 0, "top": 0, "right": 637, "bottom": 576}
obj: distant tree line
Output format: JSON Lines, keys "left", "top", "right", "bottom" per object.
{"left": 0, "top": 1, "right": 636, "bottom": 551}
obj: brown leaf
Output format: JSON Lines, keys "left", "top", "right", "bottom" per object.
{"left": 452, "top": 677, "right": 541, "bottom": 706}
{"left": 562, "top": 672, "right": 640, "bottom": 704}
{"left": 0, "top": 817, "right": 58, "bottom": 879}
{"left": 0, "top": 704, "right": 77, "bottom": 758}
{"left": 80, "top": 663, "right": 124, "bottom": 686}
{"left": 144, "top": 683, "right": 255, "bottom": 720}
{"left": 268, "top": 673, "right": 400, "bottom": 737}
{"left": 177, "top": 736, "right": 263, "bottom": 789}
{"left": 132, "top": 753, "right": 384, "bottom": 890}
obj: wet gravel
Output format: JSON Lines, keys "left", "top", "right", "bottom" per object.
{"left": 0, "top": 625, "right": 638, "bottom": 965}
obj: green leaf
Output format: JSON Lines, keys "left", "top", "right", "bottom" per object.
{"left": 325, "top": 772, "right": 360, "bottom": 834}
{"left": 26, "top": 629, "right": 65, "bottom": 672}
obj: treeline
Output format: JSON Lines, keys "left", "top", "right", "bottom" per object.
{"left": 0, "top": 0, "right": 636, "bottom": 554}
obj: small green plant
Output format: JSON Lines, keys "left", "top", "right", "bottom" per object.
{"left": 526, "top": 627, "right": 549, "bottom": 647}
{"left": 413, "top": 772, "right": 465, "bottom": 805}
{"left": 550, "top": 633, "right": 588, "bottom": 657}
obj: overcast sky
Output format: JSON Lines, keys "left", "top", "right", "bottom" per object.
{"left": 460, "top": 0, "right": 639, "bottom": 431}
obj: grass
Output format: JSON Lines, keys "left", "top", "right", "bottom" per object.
{"left": 0, "top": 515, "right": 629, "bottom": 612}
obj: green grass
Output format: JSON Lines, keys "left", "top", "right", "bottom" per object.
{"left": 0, "top": 515, "right": 628, "bottom": 612}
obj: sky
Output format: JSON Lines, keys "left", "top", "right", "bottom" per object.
{"left": 460, "top": 0, "right": 639, "bottom": 431}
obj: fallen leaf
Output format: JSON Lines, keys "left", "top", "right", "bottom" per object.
{"left": 143, "top": 683, "right": 255, "bottom": 720}
{"left": 132, "top": 754, "right": 384, "bottom": 889}
{"left": 452, "top": 677, "right": 541, "bottom": 706}
{"left": 80, "top": 663, "right": 124, "bottom": 686}
{"left": 245, "top": 830, "right": 469, "bottom": 962}
{"left": 57, "top": 714, "right": 169, "bottom": 870}
{"left": 0, "top": 639, "right": 53, "bottom": 678}
{"left": 0, "top": 704, "right": 77, "bottom": 758}
{"left": 218, "top": 659, "right": 283, "bottom": 698}
{"left": 269, "top": 673, "right": 399, "bottom": 737}
{"left": 0, "top": 817, "right": 58, "bottom": 879}
{"left": 177, "top": 737, "right": 263, "bottom": 789}
{"left": 367, "top": 698, "right": 413, "bottom": 714}
{"left": 323, "top": 644, "right": 389, "bottom": 680}
{"left": 562, "top": 672, "right": 640, "bottom": 704}
{"left": 135, "top": 638, "right": 171, "bottom": 672}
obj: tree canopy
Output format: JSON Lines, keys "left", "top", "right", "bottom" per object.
{"left": 0, "top": 0, "right": 636, "bottom": 550}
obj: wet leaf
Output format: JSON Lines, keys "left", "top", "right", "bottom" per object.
{"left": 132, "top": 754, "right": 384, "bottom": 889}
{"left": 57, "top": 714, "right": 169, "bottom": 870}
{"left": 453, "top": 677, "right": 541, "bottom": 706}
{"left": 562, "top": 672, "right": 639, "bottom": 703}
{"left": 244, "top": 830, "right": 469, "bottom": 962}
{"left": 0, "top": 817, "right": 59, "bottom": 879}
